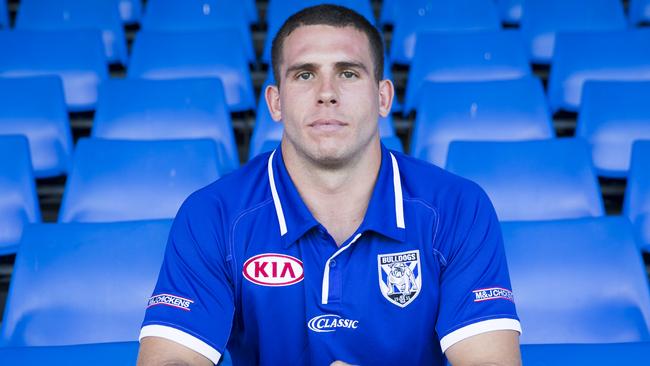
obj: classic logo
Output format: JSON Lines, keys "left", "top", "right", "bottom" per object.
{"left": 473, "top": 287, "right": 514, "bottom": 303}
{"left": 377, "top": 249, "right": 422, "bottom": 308}
{"left": 147, "top": 294, "right": 193, "bottom": 311}
{"left": 243, "top": 253, "right": 304, "bottom": 287}
{"left": 307, "top": 314, "right": 359, "bottom": 333}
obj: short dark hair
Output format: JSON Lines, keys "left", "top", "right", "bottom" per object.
{"left": 271, "top": 4, "right": 384, "bottom": 86}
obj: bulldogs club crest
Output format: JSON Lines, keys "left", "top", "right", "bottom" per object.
{"left": 377, "top": 250, "right": 422, "bottom": 308}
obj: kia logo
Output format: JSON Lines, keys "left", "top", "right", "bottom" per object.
{"left": 243, "top": 253, "right": 304, "bottom": 287}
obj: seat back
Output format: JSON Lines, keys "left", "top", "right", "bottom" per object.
{"left": 630, "top": 0, "right": 650, "bottom": 25}
{"left": 576, "top": 81, "right": 650, "bottom": 178}
{"left": 141, "top": 0, "right": 254, "bottom": 62}
{"left": 0, "top": 220, "right": 171, "bottom": 346}
{"left": 390, "top": 0, "right": 501, "bottom": 65}
{"left": 93, "top": 78, "right": 238, "bottom": 173}
{"left": 0, "top": 135, "right": 41, "bottom": 255}
{"left": 16, "top": 0, "right": 127, "bottom": 65}
{"left": 548, "top": 29, "right": 650, "bottom": 113}
{"left": 503, "top": 217, "right": 650, "bottom": 343}
{"left": 446, "top": 139, "right": 604, "bottom": 221}
{"left": 0, "top": 30, "right": 107, "bottom": 111}
{"left": 0, "top": 76, "right": 72, "bottom": 177}
{"left": 405, "top": 30, "right": 530, "bottom": 113}
{"left": 0, "top": 0, "right": 7, "bottom": 28}
{"left": 411, "top": 77, "right": 553, "bottom": 166}
{"left": 0, "top": 342, "right": 140, "bottom": 365}
{"left": 521, "top": 340, "right": 650, "bottom": 365}
{"left": 624, "top": 141, "right": 650, "bottom": 251}
{"left": 59, "top": 139, "right": 221, "bottom": 223}
{"left": 520, "top": 0, "right": 625, "bottom": 64}
{"left": 128, "top": 30, "right": 254, "bottom": 112}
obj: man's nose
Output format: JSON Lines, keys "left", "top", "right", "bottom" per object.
{"left": 317, "top": 77, "right": 338, "bottom": 106}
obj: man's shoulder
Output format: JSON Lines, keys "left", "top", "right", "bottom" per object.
{"left": 179, "top": 152, "right": 274, "bottom": 221}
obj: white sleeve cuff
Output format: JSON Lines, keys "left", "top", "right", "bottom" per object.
{"left": 140, "top": 324, "right": 222, "bottom": 364}
{"left": 439, "top": 318, "right": 522, "bottom": 353}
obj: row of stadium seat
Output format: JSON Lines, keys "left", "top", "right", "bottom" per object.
{"left": 2, "top": 75, "right": 649, "bottom": 179}
{"left": 3, "top": 0, "right": 650, "bottom": 65}
{"left": 1, "top": 216, "right": 649, "bottom": 348}
{"left": 2, "top": 135, "right": 650, "bottom": 255}
{"left": 2, "top": 27, "right": 650, "bottom": 112}
{"left": 381, "top": 0, "right": 650, "bottom": 27}
{"left": 1, "top": 340, "right": 649, "bottom": 366}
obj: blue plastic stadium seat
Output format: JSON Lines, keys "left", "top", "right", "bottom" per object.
{"left": 548, "top": 30, "right": 650, "bottom": 113}
{"left": 446, "top": 139, "right": 604, "bottom": 221}
{"left": 379, "top": 0, "right": 397, "bottom": 25}
{"left": 128, "top": 30, "right": 255, "bottom": 112}
{"left": 404, "top": 30, "right": 530, "bottom": 113}
{"left": 58, "top": 139, "right": 222, "bottom": 223}
{"left": 0, "top": 341, "right": 233, "bottom": 366}
{"left": 0, "top": 220, "right": 171, "bottom": 346}
{"left": 496, "top": 0, "right": 523, "bottom": 25}
{"left": 0, "top": 30, "right": 107, "bottom": 111}
{"left": 521, "top": 342, "right": 650, "bottom": 366}
{"left": 520, "top": 0, "right": 626, "bottom": 64}
{"left": 411, "top": 77, "right": 554, "bottom": 167}
{"left": 502, "top": 217, "right": 650, "bottom": 343}
{"left": 630, "top": 0, "right": 650, "bottom": 25}
{"left": 576, "top": 81, "right": 650, "bottom": 178}
{"left": 141, "top": 0, "right": 254, "bottom": 62}
{"left": 0, "top": 0, "right": 7, "bottom": 29}
{"left": 390, "top": 0, "right": 501, "bottom": 65}
{"left": 16, "top": 0, "right": 127, "bottom": 65}
{"left": 93, "top": 78, "right": 239, "bottom": 173}
{"left": 118, "top": 0, "right": 142, "bottom": 24}
{"left": 624, "top": 141, "right": 650, "bottom": 252}
{"left": 0, "top": 76, "right": 73, "bottom": 178}
{"left": 262, "top": 0, "right": 375, "bottom": 64}
{"left": 0, "top": 136, "right": 41, "bottom": 256}
{"left": 0, "top": 342, "right": 140, "bottom": 366}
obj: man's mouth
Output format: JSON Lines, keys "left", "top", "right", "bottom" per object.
{"left": 308, "top": 119, "right": 348, "bottom": 132}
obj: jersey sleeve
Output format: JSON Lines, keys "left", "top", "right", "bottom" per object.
{"left": 435, "top": 184, "right": 521, "bottom": 353}
{"left": 140, "top": 193, "right": 234, "bottom": 365}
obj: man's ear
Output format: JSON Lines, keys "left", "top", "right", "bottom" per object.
{"left": 378, "top": 79, "right": 394, "bottom": 117}
{"left": 265, "top": 84, "right": 282, "bottom": 122}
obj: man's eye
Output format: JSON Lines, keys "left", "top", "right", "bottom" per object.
{"left": 297, "top": 72, "right": 313, "bottom": 80}
{"left": 341, "top": 71, "right": 357, "bottom": 79}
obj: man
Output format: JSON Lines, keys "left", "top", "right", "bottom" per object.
{"left": 137, "top": 5, "right": 521, "bottom": 365}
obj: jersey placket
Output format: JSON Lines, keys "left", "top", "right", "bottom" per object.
{"left": 321, "top": 233, "right": 362, "bottom": 305}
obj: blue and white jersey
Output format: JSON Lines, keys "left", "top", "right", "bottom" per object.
{"left": 140, "top": 144, "right": 521, "bottom": 365}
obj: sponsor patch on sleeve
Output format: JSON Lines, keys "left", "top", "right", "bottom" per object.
{"left": 472, "top": 287, "right": 514, "bottom": 303}
{"left": 147, "top": 293, "right": 194, "bottom": 311}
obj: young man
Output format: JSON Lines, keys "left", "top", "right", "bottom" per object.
{"left": 137, "top": 5, "right": 521, "bottom": 366}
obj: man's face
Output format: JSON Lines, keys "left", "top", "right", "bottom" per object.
{"left": 266, "top": 25, "right": 393, "bottom": 167}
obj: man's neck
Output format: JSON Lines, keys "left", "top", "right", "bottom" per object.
{"left": 281, "top": 139, "right": 382, "bottom": 246}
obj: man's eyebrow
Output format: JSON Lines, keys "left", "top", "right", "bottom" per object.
{"left": 285, "top": 62, "right": 318, "bottom": 78}
{"left": 335, "top": 61, "right": 369, "bottom": 74}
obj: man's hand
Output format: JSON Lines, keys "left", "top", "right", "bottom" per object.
{"left": 445, "top": 330, "right": 521, "bottom": 366}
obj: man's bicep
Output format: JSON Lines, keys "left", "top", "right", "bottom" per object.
{"left": 445, "top": 330, "right": 521, "bottom": 366}
{"left": 137, "top": 336, "right": 214, "bottom": 366}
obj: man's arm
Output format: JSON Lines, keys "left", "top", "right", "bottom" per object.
{"left": 445, "top": 330, "right": 521, "bottom": 366}
{"left": 137, "top": 337, "right": 214, "bottom": 366}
